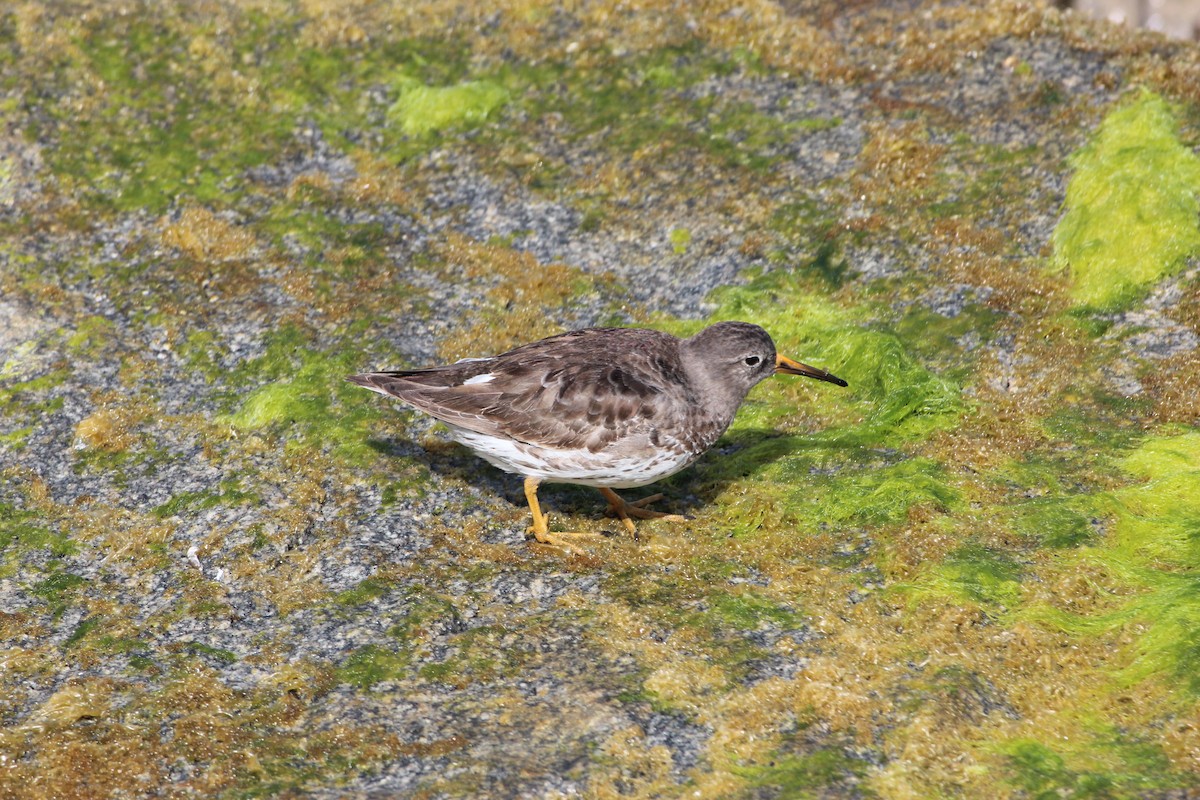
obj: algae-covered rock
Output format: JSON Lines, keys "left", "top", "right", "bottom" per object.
{"left": 2, "top": 1, "right": 1200, "bottom": 798}
{"left": 1052, "top": 90, "right": 1200, "bottom": 310}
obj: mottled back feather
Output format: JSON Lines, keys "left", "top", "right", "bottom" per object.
{"left": 347, "top": 328, "right": 710, "bottom": 454}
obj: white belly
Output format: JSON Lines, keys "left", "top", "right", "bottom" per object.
{"left": 448, "top": 428, "right": 698, "bottom": 489}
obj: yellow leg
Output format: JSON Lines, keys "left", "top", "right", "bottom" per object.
{"left": 523, "top": 477, "right": 603, "bottom": 553}
{"left": 598, "top": 487, "right": 687, "bottom": 540}
{"left": 524, "top": 476, "right": 550, "bottom": 539}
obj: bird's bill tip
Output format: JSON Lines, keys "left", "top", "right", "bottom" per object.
{"left": 775, "top": 354, "right": 848, "bottom": 387}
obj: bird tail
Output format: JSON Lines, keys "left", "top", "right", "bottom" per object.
{"left": 345, "top": 372, "right": 419, "bottom": 397}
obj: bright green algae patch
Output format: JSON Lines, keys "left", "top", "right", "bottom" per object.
{"left": 389, "top": 77, "right": 510, "bottom": 136}
{"left": 936, "top": 431, "right": 1200, "bottom": 796}
{"left": 221, "top": 325, "right": 395, "bottom": 464}
{"left": 1051, "top": 90, "right": 1200, "bottom": 310}
{"left": 1037, "top": 432, "right": 1200, "bottom": 687}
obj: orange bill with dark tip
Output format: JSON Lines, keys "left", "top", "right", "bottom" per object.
{"left": 775, "top": 354, "right": 848, "bottom": 387}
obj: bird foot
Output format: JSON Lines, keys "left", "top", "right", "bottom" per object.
{"left": 602, "top": 491, "right": 687, "bottom": 522}
{"left": 525, "top": 524, "right": 606, "bottom": 555}
{"left": 626, "top": 493, "right": 664, "bottom": 508}
{"left": 596, "top": 487, "right": 689, "bottom": 542}
{"left": 523, "top": 477, "right": 604, "bottom": 555}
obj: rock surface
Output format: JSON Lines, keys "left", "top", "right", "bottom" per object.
{"left": 2, "top": 1, "right": 1200, "bottom": 798}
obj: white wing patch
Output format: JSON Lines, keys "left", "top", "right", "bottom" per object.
{"left": 463, "top": 373, "right": 496, "bottom": 386}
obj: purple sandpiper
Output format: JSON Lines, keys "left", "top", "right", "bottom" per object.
{"left": 349, "top": 322, "right": 847, "bottom": 551}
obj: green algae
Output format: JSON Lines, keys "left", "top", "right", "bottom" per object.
{"left": 259, "top": 201, "right": 395, "bottom": 260}
{"left": 1012, "top": 498, "right": 1094, "bottom": 548}
{"left": 788, "top": 239, "right": 853, "bottom": 289}
{"left": 29, "top": 572, "right": 88, "bottom": 618}
{"left": 389, "top": 592, "right": 463, "bottom": 642}
{"left": 31, "top": 17, "right": 282, "bottom": 213}
{"left": 893, "top": 302, "right": 1003, "bottom": 378}
{"left": 180, "top": 641, "right": 238, "bottom": 665}
{"left": 63, "top": 616, "right": 105, "bottom": 648}
{"left": 374, "top": 455, "right": 436, "bottom": 505}
{"left": 0, "top": 502, "right": 76, "bottom": 560}
{"left": 64, "top": 617, "right": 155, "bottom": 665}
{"left": 19, "top": 11, "right": 476, "bottom": 213}
{"left": 334, "top": 590, "right": 468, "bottom": 685}
{"left": 337, "top": 644, "right": 412, "bottom": 688}
{"left": 416, "top": 661, "right": 459, "bottom": 683}
{"left": 153, "top": 479, "right": 256, "bottom": 519}
{"left": 669, "top": 227, "right": 693, "bottom": 254}
{"left": 179, "top": 330, "right": 225, "bottom": 383}
{"left": 1119, "top": 429, "right": 1200, "bottom": 482}
{"left": 702, "top": 270, "right": 962, "bottom": 446}
{"left": 939, "top": 544, "right": 1023, "bottom": 606}
{"left": 767, "top": 197, "right": 842, "bottom": 273}
{"left": 0, "top": 426, "right": 33, "bottom": 449}
{"left": 1110, "top": 431, "right": 1200, "bottom": 572}
{"left": 523, "top": 44, "right": 836, "bottom": 177}
{"left": 702, "top": 591, "right": 805, "bottom": 631}
{"left": 820, "top": 330, "right": 961, "bottom": 444}
{"left": 895, "top": 529, "right": 1027, "bottom": 612}
{"left": 65, "top": 316, "right": 115, "bottom": 355}
{"left": 388, "top": 77, "right": 510, "bottom": 136}
{"left": 736, "top": 747, "right": 867, "bottom": 798}
{"left": 1099, "top": 433, "right": 1200, "bottom": 689}
{"left": 1003, "top": 736, "right": 1183, "bottom": 799}
{"left": 1041, "top": 392, "right": 1152, "bottom": 453}
{"left": 95, "top": 635, "right": 150, "bottom": 658}
{"left": 1016, "top": 432, "right": 1200, "bottom": 693}
{"left": 336, "top": 576, "right": 395, "bottom": 607}
{"left": 0, "top": 340, "right": 38, "bottom": 379}
{"left": 1051, "top": 90, "right": 1200, "bottom": 310}
{"left": 0, "top": 370, "right": 68, "bottom": 418}
{"left": 792, "top": 457, "right": 955, "bottom": 529}
{"left": 222, "top": 325, "right": 394, "bottom": 464}
{"left": 888, "top": 428, "right": 1200, "bottom": 759}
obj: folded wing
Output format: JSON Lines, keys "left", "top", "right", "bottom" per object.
{"left": 347, "top": 329, "right": 693, "bottom": 453}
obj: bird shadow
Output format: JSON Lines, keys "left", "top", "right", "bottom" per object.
{"left": 366, "top": 434, "right": 516, "bottom": 499}
{"left": 657, "top": 427, "right": 883, "bottom": 515}
{"left": 367, "top": 426, "right": 882, "bottom": 522}
{"left": 367, "top": 434, "right": 608, "bottom": 518}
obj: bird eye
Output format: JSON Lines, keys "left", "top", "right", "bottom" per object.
{"left": 744, "top": 356, "right": 761, "bottom": 366}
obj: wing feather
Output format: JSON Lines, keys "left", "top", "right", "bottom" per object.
{"left": 347, "top": 328, "right": 695, "bottom": 452}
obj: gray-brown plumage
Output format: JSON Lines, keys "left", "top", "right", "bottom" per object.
{"left": 348, "top": 322, "right": 846, "bottom": 551}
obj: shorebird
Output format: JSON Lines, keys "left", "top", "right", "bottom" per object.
{"left": 349, "top": 322, "right": 847, "bottom": 551}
